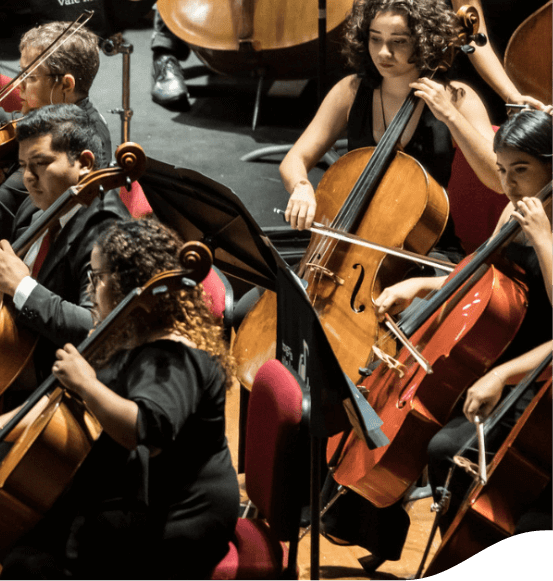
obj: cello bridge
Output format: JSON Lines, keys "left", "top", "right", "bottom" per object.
{"left": 372, "top": 346, "right": 406, "bottom": 378}
{"left": 305, "top": 263, "right": 344, "bottom": 285}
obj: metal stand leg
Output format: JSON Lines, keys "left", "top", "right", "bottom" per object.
{"left": 252, "top": 73, "right": 264, "bottom": 131}
{"left": 102, "top": 34, "right": 134, "bottom": 143}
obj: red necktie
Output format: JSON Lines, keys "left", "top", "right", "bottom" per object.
{"left": 31, "top": 222, "right": 60, "bottom": 278}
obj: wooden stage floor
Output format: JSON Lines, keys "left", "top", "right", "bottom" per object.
{"left": 223, "top": 375, "right": 553, "bottom": 581}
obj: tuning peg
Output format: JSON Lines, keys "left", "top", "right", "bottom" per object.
{"left": 472, "top": 33, "right": 487, "bottom": 47}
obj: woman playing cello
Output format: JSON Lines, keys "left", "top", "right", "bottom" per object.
{"left": 375, "top": 108, "right": 552, "bottom": 535}
{"left": 281, "top": 0, "right": 502, "bottom": 246}
{"left": 0, "top": 218, "right": 240, "bottom": 580}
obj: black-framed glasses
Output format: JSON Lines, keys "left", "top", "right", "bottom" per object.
{"left": 87, "top": 269, "right": 110, "bottom": 289}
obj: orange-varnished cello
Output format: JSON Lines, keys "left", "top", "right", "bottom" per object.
{"left": 326, "top": 180, "right": 551, "bottom": 509}
{"left": 233, "top": 6, "right": 484, "bottom": 392}
{"left": 0, "top": 242, "right": 213, "bottom": 559}
{"left": 423, "top": 354, "right": 552, "bottom": 577}
{"left": 0, "top": 142, "right": 147, "bottom": 394}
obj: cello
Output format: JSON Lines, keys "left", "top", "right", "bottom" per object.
{"left": 0, "top": 242, "right": 213, "bottom": 559}
{"left": 504, "top": 1, "right": 552, "bottom": 106}
{"left": 326, "top": 180, "right": 551, "bottom": 509}
{"left": 156, "top": 0, "right": 354, "bottom": 79}
{"left": 0, "top": 142, "right": 147, "bottom": 394}
{"left": 233, "top": 6, "right": 485, "bottom": 391}
{"left": 422, "top": 353, "right": 552, "bottom": 577}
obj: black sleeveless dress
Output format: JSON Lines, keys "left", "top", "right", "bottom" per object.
{"left": 347, "top": 78, "right": 465, "bottom": 264}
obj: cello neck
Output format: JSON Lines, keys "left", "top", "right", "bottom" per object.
{"left": 401, "top": 180, "right": 552, "bottom": 338}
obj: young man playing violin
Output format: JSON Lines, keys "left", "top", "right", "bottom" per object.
{"left": 0, "top": 21, "right": 112, "bottom": 235}
{"left": 0, "top": 104, "right": 129, "bottom": 405}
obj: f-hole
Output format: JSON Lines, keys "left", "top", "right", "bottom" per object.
{"left": 350, "top": 264, "right": 365, "bottom": 313}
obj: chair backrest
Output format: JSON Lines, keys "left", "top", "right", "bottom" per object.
{"left": 119, "top": 180, "right": 152, "bottom": 218}
{"left": 0, "top": 75, "right": 23, "bottom": 113}
{"left": 447, "top": 133, "right": 507, "bottom": 254}
{"left": 244, "top": 359, "right": 309, "bottom": 542}
{"left": 202, "top": 265, "right": 234, "bottom": 326}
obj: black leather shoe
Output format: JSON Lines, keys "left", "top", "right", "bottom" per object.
{"left": 151, "top": 54, "right": 190, "bottom": 110}
{"left": 358, "top": 554, "right": 386, "bottom": 575}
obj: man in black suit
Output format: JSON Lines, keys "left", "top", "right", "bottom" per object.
{"left": 0, "top": 104, "right": 130, "bottom": 396}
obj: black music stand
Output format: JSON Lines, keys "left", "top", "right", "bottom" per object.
{"left": 139, "top": 156, "right": 279, "bottom": 290}
{"left": 275, "top": 263, "right": 388, "bottom": 580}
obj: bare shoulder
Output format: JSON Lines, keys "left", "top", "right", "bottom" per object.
{"left": 326, "top": 74, "right": 361, "bottom": 109}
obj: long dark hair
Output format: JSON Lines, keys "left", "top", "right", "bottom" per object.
{"left": 494, "top": 109, "right": 553, "bottom": 162}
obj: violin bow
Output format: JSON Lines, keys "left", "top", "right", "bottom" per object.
{"left": 0, "top": 10, "right": 94, "bottom": 105}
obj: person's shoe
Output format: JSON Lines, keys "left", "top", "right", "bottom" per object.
{"left": 151, "top": 54, "right": 190, "bottom": 110}
{"left": 358, "top": 554, "right": 386, "bottom": 575}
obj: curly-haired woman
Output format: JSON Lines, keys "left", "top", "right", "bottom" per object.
{"left": 280, "top": 0, "right": 501, "bottom": 262}
{"left": 0, "top": 218, "right": 239, "bottom": 579}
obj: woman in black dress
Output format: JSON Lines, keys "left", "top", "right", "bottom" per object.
{"left": 1, "top": 218, "right": 239, "bottom": 580}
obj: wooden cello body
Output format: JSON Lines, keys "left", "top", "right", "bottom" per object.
{"left": 325, "top": 178, "right": 552, "bottom": 508}
{"left": 156, "top": 0, "right": 354, "bottom": 78}
{"left": 504, "top": 0, "right": 552, "bottom": 105}
{"left": 423, "top": 373, "right": 552, "bottom": 577}
{"left": 0, "top": 389, "right": 101, "bottom": 559}
{"left": 327, "top": 260, "right": 528, "bottom": 508}
{"left": 234, "top": 148, "right": 449, "bottom": 390}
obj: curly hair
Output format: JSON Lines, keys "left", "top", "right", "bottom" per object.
{"left": 20, "top": 21, "right": 100, "bottom": 95}
{"left": 91, "top": 218, "right": 236, "bottom": 388}
{"left": 342, "top": 0, "right": 462, "bottom": 84}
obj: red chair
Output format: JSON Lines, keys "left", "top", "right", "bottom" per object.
{"left": 0, "top": 74, "right": 23, "bottom": 113}
{"left": 447, "top": 134, "right": 507, "bottom": 254}
{"left": 212, "top": 359, "right": 309, "bottom": 580}
{"left": 119, "top": 179, "right": 152, "bottom": 218}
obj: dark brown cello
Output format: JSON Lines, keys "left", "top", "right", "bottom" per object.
{"left": 233, "top": 7, "right": 484, "bottom": 391}
{"left": 156, "top": 0, "right": 353, "bottom": 79}
{"left": 326, "top": 180, "right": 551, "bottom": 509}
{"left": 0, "top": 242, "right": 213, "bottom": 559}
{"left": 422, "top": 353, "right": 552, "bottom": 577}
{"left": 504, "top": 0, "right": 552, "bottom": 105}
{"left": 0, "top": 142, "right": 147, "bottom": 394}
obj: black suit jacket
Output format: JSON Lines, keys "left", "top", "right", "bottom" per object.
{"left": 10, "top": 189, "right": 130, "bottom": 384}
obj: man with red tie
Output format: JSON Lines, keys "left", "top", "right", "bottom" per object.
{"left": 0, "top": 103, "right": 129, "bottom": 400}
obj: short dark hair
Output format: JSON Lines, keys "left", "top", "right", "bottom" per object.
{"left": 16, "top": 103, "right": 103, "bottom": 168}
{"left": 20, "top": 21, "right": 100, "bottom": 95}
{"left": 494, "top": 109, "right": 553, "bottom": 161}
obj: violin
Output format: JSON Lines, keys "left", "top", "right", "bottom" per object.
{"left": 233, "top": 6, "right": 486, "bottom": 391}
{"left": 423, "top": 353, "right": 552, "bottom": 577}
{"left": 0, "top": 142, "right": 147, "bottom": 394}
{"left": 326, "top": 180, "right": 551, "bottom": 509}
{"left": 0, "top": 243, "right": 213, "bottom": 558}
{"left": 156, "top": 0, "right": 353, "bottom": 79}
{"left": 0, "top": 11, "right": 94, "bottom": 107}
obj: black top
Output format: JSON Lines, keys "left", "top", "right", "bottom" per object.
{"left": 64, "top": 339, "right": 240, "bottom": 579}
{"left": 347, "top": 78, "right": 464, "bottom": 262}
{"left": 498, "top": 242, "right": 552, "bottom": 364}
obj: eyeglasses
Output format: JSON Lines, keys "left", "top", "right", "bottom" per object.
{"left": 87, "top": 269, "right": 110, "bottom": 289}
{"left": 19, "top": 73, "right": 60, "bottom": 85}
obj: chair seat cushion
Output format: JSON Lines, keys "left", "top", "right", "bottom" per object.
{"left": 212, "top": 518, "right": 288, "bottom": 580}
